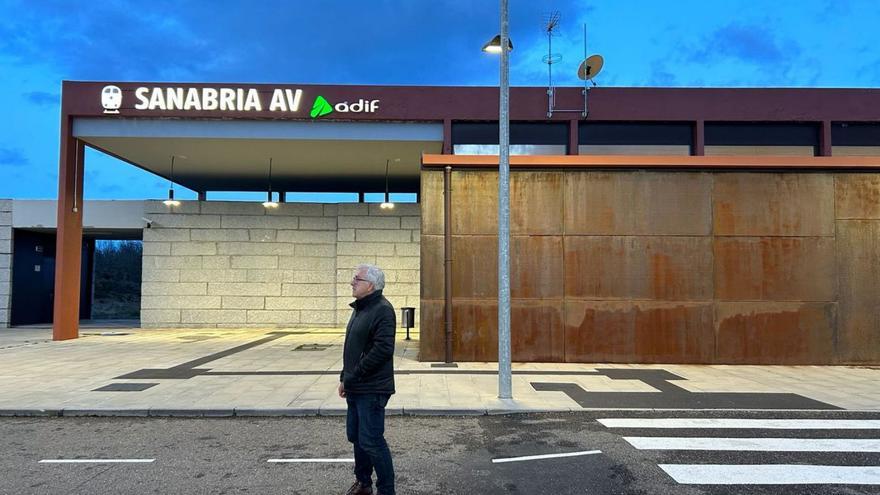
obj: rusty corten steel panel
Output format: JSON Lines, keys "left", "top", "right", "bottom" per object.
{"left": 835, "top": 173, "right": 880, "bottom": 219}
{"left": 714, "top": 237, "right": 837, "bottom": 302}
{"left": 511, "top": 300, "right": 565, "bottom": 362}
{"left": 420, "top": 171, "right": 445, "bottom": 235}
{"left": 715, "top": 302, "right": 836, "bottom": 364}
{"left": 512, "top": 236, "right": 564, "bottom": 299}
{"left": 563, "top": 301, "right": 714, "bottom": 363}
{"left": 419, "top": 299, "right": 445, "bottom": 361}
{"left": 563, "top": 171, "right": 712, "bottom": 235}
{"left": 450, "top": 300, "right": 499, "bottom": 362}
{"left": 451, "top": 235, "right": 498, "bottom": 298}
{"left": 511, "top": 172, "right": 564, "bottom": 234}
{"left": 421, "top": 299, "right": 566, "bottom": 362}
{"left": 633, "top": 303, "right": 715, "bottom": 363}
{"left": 420, "top": 235, "right": 444, "bottom": 300}
{"left": 420, "top": 300, "right": 565, "bottom": 362}
{"left": 563, "top": 236, "right": 713, "bottom": 301}
{"left": 451, "top": 170, "right": 498, "bottom": 234}
{"left": 419, "top": 166, "right": 877, "bottom": 364}
{"left": 713, "top": 173, "right": 834, "bottom": 236}
{"left": 836, "top": 220, "right": 880, "bottom": 363}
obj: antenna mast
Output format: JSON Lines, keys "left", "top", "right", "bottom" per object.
{"left": 544, "top": 14, "right": 602, "bottom": 119}
{"left": 542, "top": 12, "right": 562, "bottom": 118}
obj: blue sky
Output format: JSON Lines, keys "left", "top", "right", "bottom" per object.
{"left": 1, "top": 0, "right": 878, "bottom": 201}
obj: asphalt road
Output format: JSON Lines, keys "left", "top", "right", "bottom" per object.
{"left": 1, "top": 410, "right": 879, "bottom": 495}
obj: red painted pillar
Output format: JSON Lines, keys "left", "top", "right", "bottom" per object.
{"left": 442, "top": 118, "right": 452, "bottom": 154}
{"left": 53, "top": 117, "right": 84, "bottom": 341}
{"left": 693, "top": 120, "right": 705, "bottom": 156}
{"left": 568, "top": 119, "right": 579, "bottom": 155}
{"left": 820, "top": 120, "right": 832, "bottom": 156}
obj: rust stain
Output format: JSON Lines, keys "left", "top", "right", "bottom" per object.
{"left": 650, "top": 252, "right": 675, "bottom": 299}
{"left": 595, "top": 206, "right": 615, "bottom": 231}
{"left": 853, "top": 178, "right": 880, "bottom": 215}
{"left": 717, "top": 310, "right": 803, "bottom": 363}
{"left": 837, "top": 175, "right": 880, "bottom": 218}
{"left": 715, "top": 202, "right": 735, "bottom": 233}
{"left": 716, "top": 304, "right": 834, "bottom": 364}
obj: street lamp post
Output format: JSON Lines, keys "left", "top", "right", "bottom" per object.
{"left": 491, "top": 0, "right": 513, "bottom": 400}
{"left": 498, "top": 0, "right": 512, "bottom": 400}
{"left": 482, "top": 0, "right": 513, "bottom": 400}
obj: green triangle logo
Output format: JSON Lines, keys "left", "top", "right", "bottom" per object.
{"left": 310, "top": 96, "right": 333, "bottom": 118}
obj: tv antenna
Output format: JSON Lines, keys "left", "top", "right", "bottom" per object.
{"left": 542, "top": 12, "right": 563, "bottom": 95}
{"left": 546, "top": 19, "right": 604, "bottom": 119}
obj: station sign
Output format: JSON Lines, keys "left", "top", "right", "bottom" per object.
{"left": 99, "top": 85, "right": 379, "bottom": 119}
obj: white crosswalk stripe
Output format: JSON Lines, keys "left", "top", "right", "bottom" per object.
{"left": 598, "top": 418, "right": 880, "bottom": 430}
{"left": 623, "top": 436, "right": 880, "bottom": 452}
{"left": 600, "top": 416, "right": 880, "bottom": 486}
{"left": 659, "top": 464, "right": 880, "bottom": 485}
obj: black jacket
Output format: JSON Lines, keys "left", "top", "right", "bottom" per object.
{"left": 340, "top": 290, "right": 396, "bottom": 395}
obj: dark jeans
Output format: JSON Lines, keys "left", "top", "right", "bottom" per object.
{"left": 346, "top": 393, "right": 394, "bottom": 495}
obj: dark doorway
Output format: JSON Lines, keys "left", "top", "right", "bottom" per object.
{"left": 10, "top": 231, "right": 94, "bottom": 325}
{"left": 92, "top": 240, "right": 142, "bottom": 319}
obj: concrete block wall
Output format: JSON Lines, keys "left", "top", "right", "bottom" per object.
{"left": 141, "top": 200, "right": 420, "bottom": 328}
{"left": 0, "top": 200, "right": 10, "bottom": 328}
{"left": 334, "top": 203, "right": 421, "bottom": 327}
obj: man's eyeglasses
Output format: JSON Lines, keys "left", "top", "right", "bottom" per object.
{"left": 352, "top": 276, "right": 371, "bottom": 284}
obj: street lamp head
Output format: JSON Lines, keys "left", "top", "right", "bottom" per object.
{"left": 482, "top": 34, "right": 513, "bottom": 53}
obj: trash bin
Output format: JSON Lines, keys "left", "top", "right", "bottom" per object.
{"left": 401, "top": 307, "right": 415, "bottom": 340}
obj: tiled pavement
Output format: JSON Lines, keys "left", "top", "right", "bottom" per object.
{"left": 0, "top": 326, "right": 879, "bottom": 416}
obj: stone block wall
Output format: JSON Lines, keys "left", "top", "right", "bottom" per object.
{"left": 0, "top": 200, "right": 10, "bottom": 328}
{"left": 141, "top": 201, "right": 420, "bottom": 328}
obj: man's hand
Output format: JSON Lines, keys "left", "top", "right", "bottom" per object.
{"left": 337, "top": 381, "right": 346, "bottom": 398}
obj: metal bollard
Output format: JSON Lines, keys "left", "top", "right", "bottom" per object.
{"left": 401, "top": 307, "right": 415, "bottom": 340}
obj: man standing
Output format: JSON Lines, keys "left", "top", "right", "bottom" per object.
{"left": 339, "top": 264, "right": 396, "bottom": 495}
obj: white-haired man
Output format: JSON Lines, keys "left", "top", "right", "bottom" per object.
{"left": 339, "top": 264, "right": 396, "bottom": 495}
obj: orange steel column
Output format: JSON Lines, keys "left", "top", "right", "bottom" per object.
{"left": 53, "top": 117, "right": 84, "bottom": 340}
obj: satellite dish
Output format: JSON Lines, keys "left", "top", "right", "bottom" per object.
{"left": 577, "top": 54, "right": 604, "bottom": 81}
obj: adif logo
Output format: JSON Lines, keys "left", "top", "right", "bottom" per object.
{"left": 310, "top": 95, "right": 379, "bottom": 118}
{"left": 101, "top": 85, "right": 122, "bottom": 114}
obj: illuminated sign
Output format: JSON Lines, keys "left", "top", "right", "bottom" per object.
{"left": 310, "top": 95, "right": 380, "bottom": 118}
{"left": 310, "top": 96, "right": 333, "bottom": 118}
{"left": 98, "top": 85, "right": 380, "bottom": 116}
{"left": 101, "top": 85, "right": 122, "bottom": 114}
{"left": 132, "top": 87, "right": 300, "bottom": 112}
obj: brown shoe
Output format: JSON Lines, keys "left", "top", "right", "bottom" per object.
{"left": 345, "top": 481, "right": 373, "bottom": 495}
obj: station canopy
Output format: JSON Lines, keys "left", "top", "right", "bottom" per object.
{"left": 73, "top": 118, "right": 443, "bottom": 193}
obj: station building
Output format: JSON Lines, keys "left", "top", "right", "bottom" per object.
{"left": 1, "top": 81, "right": 879, "bottom": 365}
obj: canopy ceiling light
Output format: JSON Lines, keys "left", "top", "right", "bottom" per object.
{"left": 262, "top": 157, "right": 279, "bottom": 208}
{"left": 481, "top": 34, "right": 513, "bottom": 53}
{"left": 163, "top": 155, "right": 181, "bottom": 207}
{"left": 380, "top": 158, "right": 398, "bottom": 210}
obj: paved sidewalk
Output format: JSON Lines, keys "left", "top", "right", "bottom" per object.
{"left": 0, "top": 326, "right": 878, "bottom": 416}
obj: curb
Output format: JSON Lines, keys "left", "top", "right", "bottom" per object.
{"left": 234, "top": 408, "right": 319, "bottom": 417}
{"left": 0, "top": 409, "right": 62, "bottom": 417}
{"left": 0, "top": 407, "right": 505, "bottom": 417}
{"left": 62, "top": 409, "right": 149, "bottom": 417}
{"left": 403, "top": 408, "right": 492, "bottom": 416}
{"left": 2, "top": 407, "right": 879, "bottom": 418}
{"left": 148, "top": 409, "right": 235, "bottom": 417}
